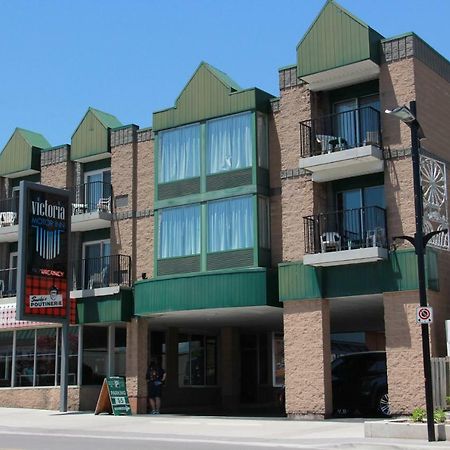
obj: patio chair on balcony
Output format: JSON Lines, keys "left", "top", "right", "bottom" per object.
{"left": 366, "top": 227, "right": 386, "bottom": 248}
{"left": 316, "top": 135, "right": 347, "bottom": 154}
{"left": 97, "top": 197, "right": 111, "bottom": 213}
{"left": 320, "top": 232, "right": 342, "bottom": 253}
{"left": 0, "top": 212, "right": 17, "bottom": 227}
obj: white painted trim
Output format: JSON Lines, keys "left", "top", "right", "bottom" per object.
{"left": 303, "top": 247, "right": 388, "bottom": 267}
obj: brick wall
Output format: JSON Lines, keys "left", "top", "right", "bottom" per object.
{"left": 283, "top": 299, "right": 332, "bottom": 418}
{"left": 40, "top": 145, "right": 73, "bottom": 189}
{"left": 384, "top": 290, "right": 426, "bottom": 414}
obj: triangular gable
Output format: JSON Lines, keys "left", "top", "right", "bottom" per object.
{"left": 297, "top": 0, "right": 383, "bottom": 79}
{"left": 153, "top": 62, "right": 272, "bottom": 132}
{"left": 0, "top": 128, "right": 48, "bottom": 178}
{"left": 71, "top": 108, "right": 122, "bottom": 162}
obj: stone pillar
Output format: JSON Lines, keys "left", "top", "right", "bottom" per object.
{"left": 220, "top": 327, "right": 240, "bottom": 413}
{"left": 283, "top": 299, "right": 332, "bottom": 419}
{"left": 384, "top": 291, "right": 426, "bottom": 414}
{"left": 126, "top": 317, "right": 148, "bottom": 414}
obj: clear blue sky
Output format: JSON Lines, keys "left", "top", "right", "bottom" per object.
{"left": 0, "top": 0, "right": 448, "bottom": 149}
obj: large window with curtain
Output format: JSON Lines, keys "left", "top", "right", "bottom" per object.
{"left": 208, "top": 196, "right": 254, "bottom": 252}
{"left": 207, "top": 112, "right": 252, "bottom": 174}
{"left": 159, "top": 204, "right": 201, "bottom": 258}
{"left": 159, "top": 123, "right": 200, "bottom": 183}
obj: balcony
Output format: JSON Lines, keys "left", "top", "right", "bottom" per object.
{"left": 0, "top": 267, "right": 17, "bottom": 298}
{"left": 299, "top": 107, "right": 384, "bottom": 182}
{"left": 0, "top": 197, "right": 19, "bottom": 243}
{"left": 72, "top": 254, "right": 131, "bottom": 292}
{"left": 70, "top": 181, "right": 113, "bottom": 232}
{"left": 303, "top": 206, "right": 388, "bottom": 267}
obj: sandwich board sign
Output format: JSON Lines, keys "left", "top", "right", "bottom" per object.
{"left": 94, "top": 376, "right": 132, "bottom": 416}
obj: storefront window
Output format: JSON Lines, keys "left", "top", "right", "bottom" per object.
{"left": 36, "top": 328, "right": 57, "bottom": 386}
{"left": 0, "top": 331, "right": 13, "bottom": 387}
{"left": 115, "top": 327, "right": 126, "bottom": 377}
{"left": 82, "top": 326, "right": 107, "bottom": 385}
{"left": 178, "top": 334, "right": 216, "bottom": 386}
{"left": 15, "top": 330, "right": 35, "bottom": 387}
{"left": 273, "top": 333, "right": 285, "bottom": 387}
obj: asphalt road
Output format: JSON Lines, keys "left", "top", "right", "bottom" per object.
{"left": 2, "top": 408, "right": 450, "bottom": 450}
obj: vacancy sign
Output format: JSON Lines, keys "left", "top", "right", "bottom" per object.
{"left": 416, "top": 306, "right": 433, "bottom": 324}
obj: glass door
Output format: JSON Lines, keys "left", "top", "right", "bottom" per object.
{"left": 334, "top": 99, "right": 357, "bottom": 148}
{"left": 83, "top": 241, "right": 111, "bottom": 289}
{"left": 359, "top": 95, "right": 381, "bottom": 146}
{"left": 8, "top": 253, "right": 17, "bottom": 296}
{"left": 84, "top": 170, "right": 111, "bottom": 212}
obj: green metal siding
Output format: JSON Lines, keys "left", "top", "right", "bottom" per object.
{"left": 279, "top": 249, "right": 439, "bottom": 301}
{"left": 153, "top": 63, "right": 274, "bottom": 132}
{"left": 71, "top": 109, "right": 122, "bottom": 162}
{"left": 135, "top": 268, "right": 279, "bottom": 315}
{"left": 296, "top": 1, "right": 383, "bottom": 78}
{"left": 0, "top": 129, "right": 49, "bottom": 177}
{"left": 76, "top": 288, "right": 133, "bottom": 324}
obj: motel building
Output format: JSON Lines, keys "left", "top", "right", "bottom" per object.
{"left": 0, "top": 1, "right": 450, "bottom": 418}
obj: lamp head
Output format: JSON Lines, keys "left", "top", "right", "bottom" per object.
{"left": 384, "top": 105, "right": 416, "bottom": 124}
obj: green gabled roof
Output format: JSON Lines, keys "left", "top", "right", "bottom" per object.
{"left": 16, "top": 128, "right": 51, "bottom": 149}
{"left": 203, "top": 62, "right": 242, "bottom": 91}
{"left": 89, "top": 107, "right": 122, "bottom": 129}
{"left": 71, "top": 107, "right": 122, "bottom": 162}
{"left": 153, "top": 62, "right": 274, "bottom": 132}
{"left": 297, "top": 0, "right": 384, "bottom": 78}
{"left": 0, "top": 128, "right": 48, "bottom": 177}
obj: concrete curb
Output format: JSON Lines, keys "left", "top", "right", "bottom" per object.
{"left": 365, "top": 419, "right": 447, "bottom": 441}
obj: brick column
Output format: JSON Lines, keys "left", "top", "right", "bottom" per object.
{"left": 283, "top": 299, "right": 332, "bottom": 419}
{"left": 384, "top": 291, "right": 426, "bottom": 414}
{"left": 220, "top": 327, "right": 240, "bottom": 413}
{"left": 126, "top": 317, "right": 148, "bottom": 413}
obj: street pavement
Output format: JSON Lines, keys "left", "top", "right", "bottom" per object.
{"left": 1, "top": 408, "right": 450, "bottom": 449}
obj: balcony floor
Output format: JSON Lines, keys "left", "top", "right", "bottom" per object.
{"left": 303, "top": 246, "right": 388, "bottom": 267}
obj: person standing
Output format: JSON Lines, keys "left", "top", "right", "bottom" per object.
{"left": 146, "top": 360, "right": 166, "bottom": 414}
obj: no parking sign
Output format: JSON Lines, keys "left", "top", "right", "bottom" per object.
{"left": 416, "top": 306, "right": 433, "bottom": 324}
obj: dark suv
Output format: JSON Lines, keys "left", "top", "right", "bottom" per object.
{"left": 332, "top": 351, "right": 389, "bottom": 417}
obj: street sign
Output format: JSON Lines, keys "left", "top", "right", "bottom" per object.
{"left": 95, "top": 376, "right": 132, "bottom": 416}
{"left": 417, "top": 306, "right": 433, "bottom": 324}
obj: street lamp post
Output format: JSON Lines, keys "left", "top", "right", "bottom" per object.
{"left": 385, "top": 101, "right": 448, "bottom": 443}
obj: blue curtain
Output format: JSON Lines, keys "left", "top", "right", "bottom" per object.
{"left": 207, "top": 113, "right": 252, "bottom": 174}
{"left": 159, "top": 205, "right": 200, "bottom": 258}
{"left": 208, "top": 196, "right": 253, "bottom": 252}
{"left": 159, "top": 124, "right": 200, "bottom": 183}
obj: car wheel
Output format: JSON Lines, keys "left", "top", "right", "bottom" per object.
{"left": 377, "top": 392, "right": 390, "bottom": 417}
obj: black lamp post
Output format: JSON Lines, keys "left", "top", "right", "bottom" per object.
{"left": 385, "top": 101, "right": 448, "bottom": 442}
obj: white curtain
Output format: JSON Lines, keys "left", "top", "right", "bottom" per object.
{"left": 207, "top": 113, "right": 252, "bottom": 174}
{"left": 208, "top": 196, "right": 253, "bottom": 252}
{"left": 159, "top": 205, "right": 200, "bottom": 258}
{"left": 159, "top": 124, "right": 200, "bottom": 182}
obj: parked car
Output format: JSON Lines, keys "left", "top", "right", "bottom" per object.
{"left": 332, "top": 351, "right": 390, "bottom": 417}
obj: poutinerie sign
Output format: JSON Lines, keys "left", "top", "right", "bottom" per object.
{"left": 16, "top": 182, "right": 71, "bottom": 323}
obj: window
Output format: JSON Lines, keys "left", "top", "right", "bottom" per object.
{"left": 208, "top": 196, "right": 254, "bottom": 252}
{"left": 178, "top": 334, "right": 216, "bottom": 386}
{"left": 82, "top": 240, "right": 111, "bottom": 289}
{"left": 207, "top": 112, "right": 252, "bottom": 174}
{"left": 258, "top": 197, "right": 270, "bottom": 249}
{"left": 257, "top": 113, "right": 269, "bottom": 169}
{"left": 159, "top": 205, "right": 200, "bottom": 258}
{"left": 0, "top": 332, "right": 13, "bottom": 387}
{"left": 84, "top": 169, "right": 112, "bottom": 212}
{"left": 82, "top": 326, "right": 107, "bottom": 385}
{"left": 159, "top": 123, "right": 200, "bottom": 183}
{"left": 272, "top": 333, "right": 284, "bottom": 387}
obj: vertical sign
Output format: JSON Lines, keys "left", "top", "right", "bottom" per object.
{"left": 16, "top": 182, "right": 71, "bottom": 323}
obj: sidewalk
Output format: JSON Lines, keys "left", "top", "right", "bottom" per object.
{"left": 1, "top": 408, "right": 450, "bottom": 449}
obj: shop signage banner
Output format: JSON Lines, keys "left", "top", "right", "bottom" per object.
{"left": 16, "top": 181, "right": 71, "bottom": 323}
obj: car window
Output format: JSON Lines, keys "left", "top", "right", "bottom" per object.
{"left": 366, "top": 358, "right": 386, "bottom": 374}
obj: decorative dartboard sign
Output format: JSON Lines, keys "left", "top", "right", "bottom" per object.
{"left": 420, "top": 155, "right": 449, "bottom": 250}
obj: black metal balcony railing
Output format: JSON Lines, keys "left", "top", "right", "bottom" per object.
{"left": 303, "top": 206, "right": 387, "bottom": 255}
{"left": 70, "top": 181, "right": 113, "bottom": 215}
{"left": 0, "top": 197, "right": 19, "bottom": 227}
{"left": 0, "top": 267, "right": 17, "bottom": 297}
{"left": 72, "top": 254, "right": 131, "bottom": 290}
{"left": 300, "top": 106, "right": 381, "bottom": 158}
